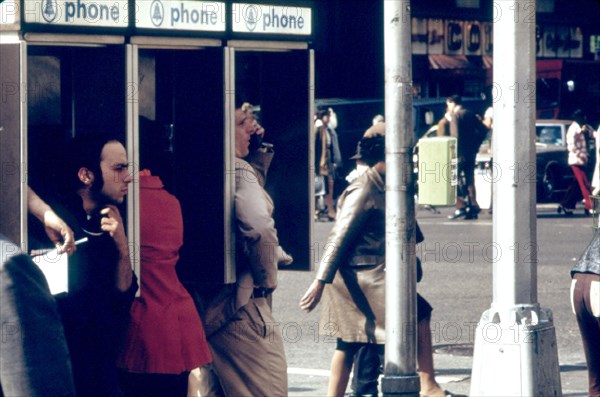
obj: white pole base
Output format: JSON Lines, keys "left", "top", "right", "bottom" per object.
{"left": 470, "top": 305, "right": 562, "bottom": 397}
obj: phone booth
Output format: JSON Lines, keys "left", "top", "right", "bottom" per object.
{"left": 0, "top": 0, "right": 314, "bottom": 291}
{"left": 1, "top": 0, "right": 133, "bottom": 255}
{"left": 228, "top": 2, "right": 314, "bottom": 272}
{"left": 128, "top": 3, "right": 230, "bottom": 292}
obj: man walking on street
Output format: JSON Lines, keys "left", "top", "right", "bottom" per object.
{"left": 446, "top": 95, "right": 486, "bottom": 220}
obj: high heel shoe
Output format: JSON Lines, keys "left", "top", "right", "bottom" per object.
{"left": 448, "top": 208, "right": 467, "bottom": 220}
{"left": 557, "top": 205, "right": 573, "bottom": 216}
{"left": 584, "top": 209, "right": 596, "bottom": 216}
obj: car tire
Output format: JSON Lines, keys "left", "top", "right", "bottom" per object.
{"left": 542, "top": 167, "right": 559, "bottom": 201}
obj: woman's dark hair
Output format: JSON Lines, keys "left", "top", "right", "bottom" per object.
{"left": 315, "top": 107, "right": 329, "bottom": 120}
{"left": 572, "top": 109, "right": 586, "bottom": 124}
{"left": 358, "top": 135, "right": 385, "bottom": 166}
{"left": 446, "top": 95, "right": 462, "bottom": 106}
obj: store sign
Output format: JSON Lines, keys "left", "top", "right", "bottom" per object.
{"left": 428, "top": 19, "right": 444, "bottom": 55}
{"left": 542, "top": 25, "right": 556, "bottom": 57}
{"left": 542, "top": 25, "right": 583, "bottom": 59}
{"left": 482, "top": 22, "right": 492, "bottom": 55}
{"left": 412, "top": 18, "right": 427, "bottom": 55}
{"left": 232, "top": 3, "right": 311, "bottom": 35}
{"left": 568, "top": 26, "right": 582, "bottom": 58}
{"left": 445, "top": 20, "right": 463, "bottom": 54}
{"left": 556, "top": 26, "right": 570, "bottom": 58}
{"left": 590, "top": 35, "right": 600, "bottom": 57}
{"left": 23, "top": 0, "right": 128, "bottom": 27}
{"left": 136, "top": 1, "right": 225, "bottom": 31}
{"left": 536, "top": 24, "right": 543, "bottom": 57}
{"left": 464, "top": 21, "right": 481, "bottom": 55}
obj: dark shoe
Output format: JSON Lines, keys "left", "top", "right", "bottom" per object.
{"left": 465, "top": 205, "right": 480, "bottom": 219}
{"left": 448, "top": 208, "right": 467, "bottom": 220}
{"left": 557, "top": 205, "right": 573, "bottom": 216}
{"left": 465, "top": 209, "right": 478, "bottom": 220}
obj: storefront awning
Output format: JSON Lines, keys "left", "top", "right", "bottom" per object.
{"left": 429, "top": 54, "right": 478, "bottom": 70}
{"left": 482, "top": 55, "right": 493, "bottom": 69}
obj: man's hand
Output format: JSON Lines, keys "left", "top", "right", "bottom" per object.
{"left": 43, "top": 210, "right": 76, "bottom": 256}
{"left": 100, "top": 205, "right": 133, "bottom": 291}
{"left": 299, "top": 279, "right": 325, "bottom": 313}
{"left": 100, "top": 205, "right": 126, "bottom": 241}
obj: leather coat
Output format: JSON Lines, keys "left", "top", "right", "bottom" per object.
{"left": 317, "top": 167, "right": 387, "bottom": 343}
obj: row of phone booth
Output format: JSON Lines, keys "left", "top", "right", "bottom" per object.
{"left": 0, "top": 1, "right": 315, "bottom": 288}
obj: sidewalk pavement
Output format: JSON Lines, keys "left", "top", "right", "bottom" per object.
{"left": 431, "top": 350, "right": 589, "bottom": 397}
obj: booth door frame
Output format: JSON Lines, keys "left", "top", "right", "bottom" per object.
{"left": 129, "top": 40, "right": 234, "bottom": 286}
{"left": 226, "top": 42, "right": 315, "bottom": 271}
{"left": 0, "top": 38, "right": 27, "bottom": 247}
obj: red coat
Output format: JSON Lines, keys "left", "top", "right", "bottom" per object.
{"left": 117, "top": 173, "right": 211, "bottom": 374}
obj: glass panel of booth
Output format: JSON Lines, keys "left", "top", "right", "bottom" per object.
{"left": 24, "top": 39, "right": 129, "bottom": 289}
{"left": 0, "top": 42, "right": 27, "bottom": 247}
{"left": 129, "top": 43, "right": 231, "bottom": 293}
{"left": 231, "top": 45, "right": 312, "bottom": 272}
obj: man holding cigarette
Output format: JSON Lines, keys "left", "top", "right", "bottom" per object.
{"left": 0, "top": 189, "right": 77, "bottom": 397}
{"left": 49, "top": 135, "right": 138, "bottom": 397}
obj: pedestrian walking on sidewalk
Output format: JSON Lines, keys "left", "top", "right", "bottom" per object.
{"left": 571, "top": 228, "right": 600, "bottom": 397}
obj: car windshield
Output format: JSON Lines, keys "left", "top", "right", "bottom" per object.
{"left": 536, "top": 125, "right": 563, "bottom": 146}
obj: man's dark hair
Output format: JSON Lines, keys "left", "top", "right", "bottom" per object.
{"left": 447, "top": 95, "right": 462, "bottom": 106}
{"left": 61, "top": 134, "right": 123, "bottom": 196}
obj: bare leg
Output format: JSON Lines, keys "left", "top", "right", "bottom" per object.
{"left": 326, "top": 175, "right": 336, "bottom": 219}
{"left": 455, "top": 196, "right": 466, "bottom": 210}
{"left": 189, "top": 365, "right": 225, "bottom": 397}
{"left": 327, "top": 350, "right": 354, "bottom": 397}
{"left": 418, "top": 318, "right": 445, "bottom": 397}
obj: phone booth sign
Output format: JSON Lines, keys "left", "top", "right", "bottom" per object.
{"left": 136, "top": 1, "right": 225, "bottom": 31}
{"left": 232, "top": 3, "right": 311, "bottom": 35}
{"left": 23, "top": 0, "right": 129, "bottom": 27}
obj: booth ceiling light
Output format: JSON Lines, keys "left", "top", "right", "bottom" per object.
{"left": 139, "top": 45, "right": 205, "bottom": 50}
{"left": 24, "top": 33, "right": 124, "bottom": 46}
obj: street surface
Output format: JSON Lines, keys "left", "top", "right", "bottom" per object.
{"left": 273, "top": 203, "right": 593, "bottom": 396}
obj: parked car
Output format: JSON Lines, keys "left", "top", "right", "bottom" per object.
{"left": 535, "top": 120, "right": 574, "bottom": 202}
{"left": 419, "top": 119, "right": 595, "bottom": 203}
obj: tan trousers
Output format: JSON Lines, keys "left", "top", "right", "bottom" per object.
{"left": 203, "top": 297, "right": 288, "bottom": 397}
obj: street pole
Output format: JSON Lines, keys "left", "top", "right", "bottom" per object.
{"left": 470, "top": 2, "right": 562, "bottom": 395}
{"left": 382, "top": 1, "right": 419, "bottom": 396}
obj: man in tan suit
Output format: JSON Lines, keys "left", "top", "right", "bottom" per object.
{"left": 199, "top": 105, "right": 291, "bottom": 396}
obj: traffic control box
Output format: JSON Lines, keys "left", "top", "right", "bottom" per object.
{"left": 417, "top": 137, "right": 457, "bottom": 205}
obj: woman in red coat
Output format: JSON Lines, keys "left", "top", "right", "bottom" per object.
{"left": 117, "top": 169, "right": 212, "bottom": 397}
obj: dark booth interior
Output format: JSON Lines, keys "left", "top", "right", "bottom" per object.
{"left": 235, "top": 50, "right": 311, "bottom": 271}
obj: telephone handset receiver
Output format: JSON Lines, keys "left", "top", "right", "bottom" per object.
{"left": 82, "top": 209, "right": 108, "bottom": 236}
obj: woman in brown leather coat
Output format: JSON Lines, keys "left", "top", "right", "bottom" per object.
{"left": 302, "top": 130, "right": 388, "bottom": 396}
{"left": 300, "top": 124, "right": 452, "bottom": 397}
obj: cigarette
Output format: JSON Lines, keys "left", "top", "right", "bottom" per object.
{"left": 30, "top": 237, "right": 88, "bottom": 256}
